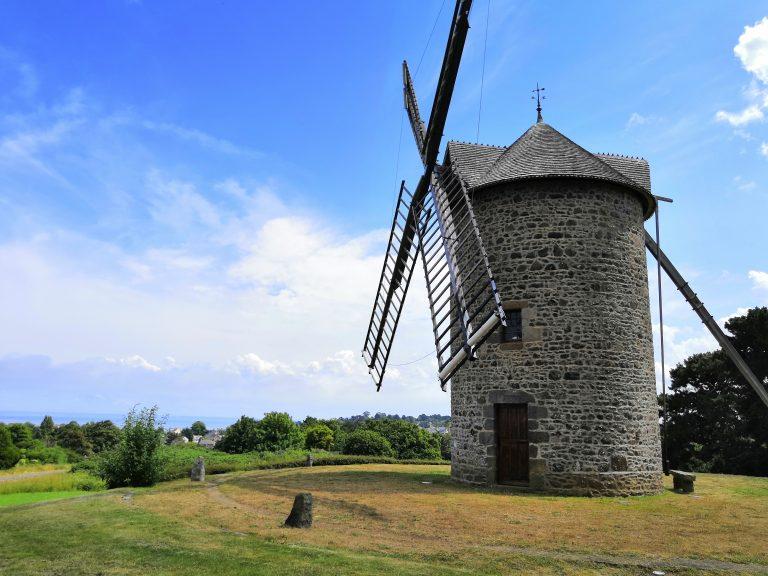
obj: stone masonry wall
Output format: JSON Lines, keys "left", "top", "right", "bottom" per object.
{"left": 450, "top": 177, "right": 663, "bottom": 496}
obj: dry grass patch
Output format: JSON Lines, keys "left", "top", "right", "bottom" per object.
{"left": 135, "top": 464, "right": 768, "bottom": 567}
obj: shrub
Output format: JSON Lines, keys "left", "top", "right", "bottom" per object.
{"left": 305, "top": 424, "right": 334, "bottom": 451}
{"left": 342, "top": 429, "right": 396, "bottom": 457}
{"left": 0, "top": 425, "right": 21, "bottom": 469}
{"left": 99, "top": 406, "right": 165, "bottom": 488}
{"left": 361, "top": 419, "right": 442, "bottom": 460}
{"left": 24, "top": 444, "right": 70, "bottom": 464}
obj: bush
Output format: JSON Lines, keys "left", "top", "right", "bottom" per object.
{"left": 24, "top": 444, "right": 70, "bottom": 464}
{"left": 217, "top": 413, "right": 304, "bottom": 454}
{"left": 0, "top": 425, "right": 21, "bottom": 469}
{"left": 342, "top": 429, "right": 396, "bottom": 457}
{"left": 361, "top": 419, "right": 442, "bottom": 460}
{"left": 305, "top": 424, "right": 334, "bottom": 451}
{"left": 99, "top": 406, "right": 165, "bottom": 488}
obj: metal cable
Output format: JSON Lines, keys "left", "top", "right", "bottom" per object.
{"left": 476, "top": 0, "right": 490, "bottom": 142}
{"left": 655, "top": 204, "right": 670, "bottom": 475}
{"left": 415, "top": 0, "right": 449, "bottom": 77}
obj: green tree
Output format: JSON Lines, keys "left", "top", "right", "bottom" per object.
{"left": 0, "top": 424, "right": 21, "bottom": 469}
{"left": 665, "top": 307, "right": 768, "bottom": 476}
{"left": 100, "top": 406, "right": 166, "bottom": 488}
{"left": 342, "top": 429, "right": 395, "bottom": 457}
{"left": 56, "top": 421, "right": 92, "bottom": 456}
{"left": 82, "top": 420, "right": 121, "bottom": 453}
{"left": 190, "top": 421, "right": 207, "bottom": 436}
{"left": 305, "top": 424, "right": 334, "bottom": 450}
{"left": 216, "top": 416, "right": 262, "bottom": 453}
{"left": 37, "top": 415, "right": 55, "bottom": 443}
{"left": 8, "top": 423, "right": 34, "bottom": 449}
{"left": 254, "top": 412, "right": 304, "bottom": 452}
{"left": 181, "top": 427, "right": 194, "bottom": 441}
{"left": 439, "top": 432, "right": 451, "bottom": 460}
{"left": 361, "top": 419, "right": 441, "bottom": 460}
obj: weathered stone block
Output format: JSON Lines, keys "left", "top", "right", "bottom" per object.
{"left": 190, "top": 457, "right": 205, "bottom": 482}
{"left": 285, "top": 493, "right": 313, "bottom": 528}
{"left": 671, "top": 470, "right": 696, "bottom": 494}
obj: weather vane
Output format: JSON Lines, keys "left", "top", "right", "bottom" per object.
{"left": 532, "top": 83, "right": 546, "bottom": 122}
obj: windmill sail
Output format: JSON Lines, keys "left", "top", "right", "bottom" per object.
{"left": 362, "top": 0, "right": 479, "bottom": 390}
{"left": 645, "top": 231, "right": 768, "bottom": 408}
{"left": 362, "top": 182, "right": 420, "bottom": 390}
{"left": 414, "top": 165, "right": 505, "bottom": 389}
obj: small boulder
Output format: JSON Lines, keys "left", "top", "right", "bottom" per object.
{"left": 670, "top": 469, "right": 695, "bottom": 494}
{"left": 285, "top": 492, "right": 313, "bottom": 528}
{"left": 190, "top": 456, "right": 205, "bottom": 482}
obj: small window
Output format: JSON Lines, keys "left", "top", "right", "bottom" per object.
{"left": 503, "top": 309, "right": 523, "bottom": 342}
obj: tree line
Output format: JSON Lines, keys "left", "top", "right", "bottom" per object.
{"left": 2, "top": 307, "right": 765, "bottom": 481}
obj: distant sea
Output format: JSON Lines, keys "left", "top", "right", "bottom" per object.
{"left": 0, "top": 410, "right": 238, "bottom": 430}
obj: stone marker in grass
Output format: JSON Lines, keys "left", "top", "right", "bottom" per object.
{"left": 190, "top": 457, "right": 205, "bottom": 482}
{"left": 670, "top": 470, "right": 695, "bottom": 494}
{"left": 285, "top": 493, "right": 313, "bottom": 528}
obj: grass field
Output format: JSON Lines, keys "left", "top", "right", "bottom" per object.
{"left": 0, "top": 490, "right": 83, "bottom": 507}
{"left": 0, "top": 464, "right": 766, "bottom": 575}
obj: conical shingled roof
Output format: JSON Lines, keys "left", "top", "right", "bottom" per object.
{"left": 445, "top": 122, "right": 656, "bottom": 219}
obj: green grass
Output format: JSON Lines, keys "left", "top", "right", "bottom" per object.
{"left": 0, "top": 491, "right": 83, "bottom": 507}
{"left": 0, "top": 471, "right": 105, "bottom": 494}
{"left": 0, "top": 464, "right": 765, "bottom": 575}
{"left": 72, "top": 444, "right": 448, "bottom": 482}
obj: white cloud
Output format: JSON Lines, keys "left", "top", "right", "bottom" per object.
{"left": 626, "top": 112, "right": 651, "bottom": 129}
{"left": 761, "top": 142, "right": 768, "bottom": 157}
{"left": 232, "top": 353, "right": 292, "bottom": 376}
{"left": 748, "top": 269, "right": 768, "bottom": 291}
{"left": 107, "top": 355, "right": 162, "bottom": 372}
{"left": 715, "top": 105, "right": 764, "bottom": 126}
{"left": 735, "top": 16, "right": 768, "bottom": 84}
{"left": 715, "top": 18, "right": 768, "bottom": 130}
{"left": 0, "top": 81, "right": 443, "bottom": 418}
{"left": 139, "top": 120, "right": 263, "bottom": 159}
{"left": 733, "top": 175, "right": 757, "bottom": 191}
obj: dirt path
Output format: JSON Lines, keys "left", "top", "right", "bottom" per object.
{"left": 0, "top": 470, "right": 64, "bottom": 484}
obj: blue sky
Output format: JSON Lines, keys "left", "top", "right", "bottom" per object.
{"left": 1, "top": 1, "right": 767, "bottom": 423}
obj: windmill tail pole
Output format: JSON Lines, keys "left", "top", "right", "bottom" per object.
{"left": 644, "top": 230, "right": 768, "bottom": 409}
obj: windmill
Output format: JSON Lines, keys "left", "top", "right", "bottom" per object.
{"left": 362, "top": 0, "right": 507, "bottom": 392}
{"left": 363, "top": 0, "right": 768, "bottom": 440}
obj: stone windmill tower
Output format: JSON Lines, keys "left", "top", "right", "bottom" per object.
{"left": 444, "top": 116, "right": 661, "bottom": 494}
{"left": 362, "top": 0, "right": 768, "bottom": 496}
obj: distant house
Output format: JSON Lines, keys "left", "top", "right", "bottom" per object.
{"left": 198, "top": 430, "right": 222, "bottom": 449}
{"left": 171, "top": 436, "right": 189, "bottom": 445}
